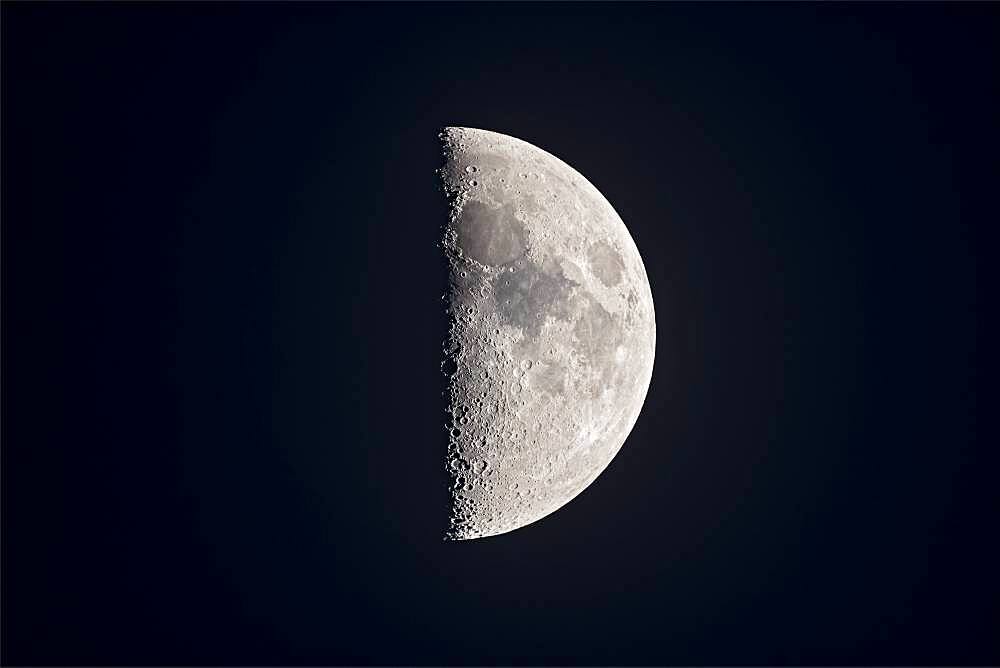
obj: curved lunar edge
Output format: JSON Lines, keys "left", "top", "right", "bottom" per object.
{"left": 439, "top": 127, "right": 656, "bottom": 541}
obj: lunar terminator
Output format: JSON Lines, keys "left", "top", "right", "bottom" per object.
{"left": 439, "top": 127, "right": 655, "bottom": 540}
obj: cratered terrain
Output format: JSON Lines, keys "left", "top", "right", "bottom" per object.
{"left": 439, "top": 127, "right": 655, "bottom": 540}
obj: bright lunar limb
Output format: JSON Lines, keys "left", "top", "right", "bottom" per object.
{"left": 439, "top": 127, "right": 655, "bottom": 540}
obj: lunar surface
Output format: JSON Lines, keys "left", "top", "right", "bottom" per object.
{"left": 439, "top": 127, "right": 655, "bottom": 540}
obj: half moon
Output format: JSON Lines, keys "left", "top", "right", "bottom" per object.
{"left": 439, "top": 127, "right": 655, "bottom": 540}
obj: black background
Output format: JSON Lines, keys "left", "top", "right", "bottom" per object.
{"left": 3, "top": 2, "right": 997, "bottom": 665}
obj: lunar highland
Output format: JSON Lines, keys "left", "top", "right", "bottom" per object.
{"left": 439, "top": 127, "right": 655, "bottom": 540}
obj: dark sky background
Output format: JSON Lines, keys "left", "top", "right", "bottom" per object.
{"left": 3, "top": 2, "right": 997, "bottom": 666}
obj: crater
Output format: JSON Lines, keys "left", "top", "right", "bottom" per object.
{"left": 455, "top": 149, "right": 511, "bottom": 176}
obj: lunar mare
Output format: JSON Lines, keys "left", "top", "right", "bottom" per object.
{"left": 439, "top": 127, "right": 655, "bottom": 540}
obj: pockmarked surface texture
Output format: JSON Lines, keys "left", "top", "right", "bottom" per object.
{"left": 439, "top": 127, "right": 655, "bottom": 540}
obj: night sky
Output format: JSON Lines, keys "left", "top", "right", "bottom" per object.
{"left": 3, "top": 2, "right": 997, "bottom": 665}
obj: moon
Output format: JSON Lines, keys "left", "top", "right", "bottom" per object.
{"left": 439, "top": 127, "right": 655, "bottom": 540}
